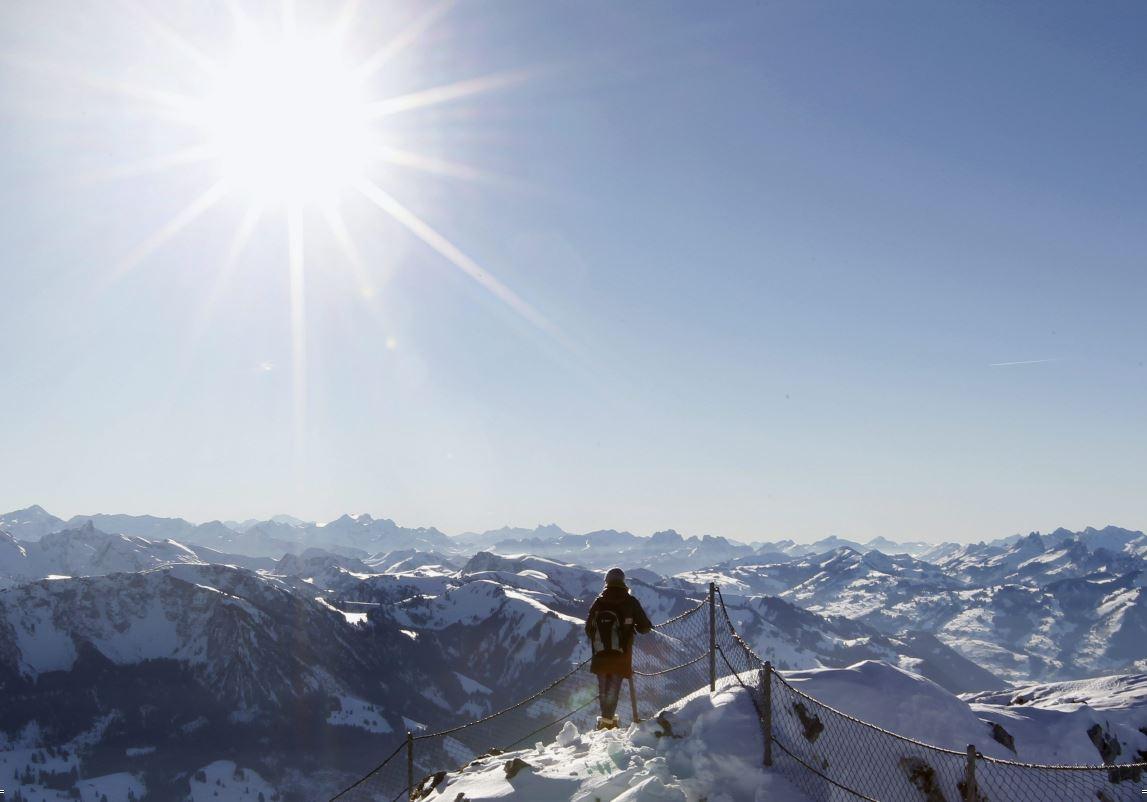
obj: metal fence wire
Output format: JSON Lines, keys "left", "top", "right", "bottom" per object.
{"left": 332, "top": 585, "right": 1147, "bottom": 802}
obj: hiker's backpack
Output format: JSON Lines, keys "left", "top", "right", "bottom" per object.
{"left": 590, "top": 605, "right": 633, "bottom": 655}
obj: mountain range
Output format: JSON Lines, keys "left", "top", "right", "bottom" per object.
{"left": 1, "top": 504, "right": 1145, "bottom": 798}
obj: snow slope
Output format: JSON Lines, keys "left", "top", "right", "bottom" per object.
{"left": 420, "top": 685, "right": 811, "bottom": 802}
{"left": 964, "top": 673, "right": 1147, "bottom": 765}
{"left": 419, "top": 662, "right": 1145, "bottom": 802}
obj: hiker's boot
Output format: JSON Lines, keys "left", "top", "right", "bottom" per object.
{"left": 596, "top": 715, "right": 619, "bottom": 731}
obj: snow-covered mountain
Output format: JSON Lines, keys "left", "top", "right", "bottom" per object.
{"left": 0, "top": 522, "right": 208, "bottom": 589}
{"left": 317, "top": 551, "right": 998, "bottom": 696}
{"left": 306, "top": 512, "right": 453, "bottom": 553}
{"left": 453, "top": 523, "right": 572, "bottom": 551}
{"left": 180, "top": 513, "right": 451, "bottom": 559}
{"left": 673, "top": 546, "right": 963, "bottom": 614}
{"left": 0, "top": 504, "right": 66, "bottom": 541}
{"left": 673, "top": 528, "right": 1147, "bottom": 684}
{"left": 0, "top": 563, "right": 482, "bottom": 800}
{"left": 476, "top": 528, "right": 758, "bottom": 575}
{"left": 857, "top": 573, "right": 1147, "bottom": 683}
{"left": 64, "top": 513, "right": 198, "bottom": 541}
{"left": 0, "top": 506, "right": 453, "bottom": 561}
{"left": 715, "top": 591, "right": 1001, "bottom": 693}
{"left": 932, "top": 530, "right": 1142, "bottom": 586}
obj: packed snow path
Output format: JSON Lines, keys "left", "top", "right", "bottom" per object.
{"left": 334, "top": 585, "right": 1147, "bottom": 802}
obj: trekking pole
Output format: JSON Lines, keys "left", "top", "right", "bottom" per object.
{"left": 406, "top": 731, "right": 414, "bottom": 801}
{"left": 628, "top": 676, "right": 640, "bottom": 723}
{"left": 708, "top": 583, "right": 717, "bottom": 692}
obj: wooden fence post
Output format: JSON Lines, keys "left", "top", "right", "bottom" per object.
{"left": 963, "top": 743, "right": 978, "bottom": 802}
{"left": 762, "top": 661, "right": 773, "bottom": 767}
{"left": 628, "top": 676, "right": 640, "bottom": 723}
{"left": 708, "top": 582, "right": 717, "bottom": 692}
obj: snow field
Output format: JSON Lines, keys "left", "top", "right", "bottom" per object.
{"left": 186, "top": 760, "right": 276, "bottom": 801}
{"left": 327, "top": 695, "right": 394, "bottom": 734}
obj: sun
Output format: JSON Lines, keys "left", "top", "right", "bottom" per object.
{"left": 57, "top": 0, "right": 573, "bottom": 475}
{"left": 200, "top": 33, "right": 372, "bottom": 204}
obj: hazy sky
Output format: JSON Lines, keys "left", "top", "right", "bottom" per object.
{"left": 1, "top": 1, "right": 1144, "bottom": 543}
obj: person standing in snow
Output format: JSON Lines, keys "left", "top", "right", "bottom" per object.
{"left": 585, "top": 567, "right": 653, "bottom": 730}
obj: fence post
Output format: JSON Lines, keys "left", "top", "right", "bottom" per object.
{"left": 708, "top": 583, "right": 717, "bottom": 692}
{"left": 762, "top": 661, "right": 773, "bottom": 767}
{"left": 628, "top": 676, "right": 640, "bottom": 723}
{"left": 406, "top": 731, "right": 414, "bottom": 801}
{"left": 963, "top": 743, "right": 977, "bottom": 802}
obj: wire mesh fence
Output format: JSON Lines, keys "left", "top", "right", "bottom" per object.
{"left": 712, "top": 587, "right": 1147, "bottom": 802}
{"left": 975, "top": 753, "right": 1146, "bottom": 802}
{"left": 333, "top": 584, "right": 1147, "bottom": 802}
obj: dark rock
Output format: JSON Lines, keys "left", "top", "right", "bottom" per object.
{"left": 989, "top": 721, "right": 1016, "bottom": 753}
{"left": 504, "top": 758, "right": 532, "bottom": 780}
{"left": 1087, "top": 723, "right": 1121, "bottom": 764}
{"left": 792, "top": 702, "right": 824, "bottom": 743}
{"left": 898, "top": 757, "right": 948, "bottom": 802}
{"left": 412, "top": 771, "right": 447, "bottom": 799}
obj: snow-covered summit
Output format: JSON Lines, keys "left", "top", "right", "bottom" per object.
{"left": 0, "top": 503, "right": 65, "bottom": 541}
{"left": 0, "top": 522, "right": 206, "bottom": 588}
{"left": 420, "top": 684, "right": 811, "bottom": 802}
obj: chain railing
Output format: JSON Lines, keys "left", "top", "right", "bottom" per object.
{"left": 332, "top": 584, "right": 1147, "bottom": 801}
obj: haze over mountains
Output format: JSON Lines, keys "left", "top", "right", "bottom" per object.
{"left": 1, "top": 503, "right": 1145, "bottom": 799}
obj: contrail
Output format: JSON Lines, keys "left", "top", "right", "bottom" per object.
{"left": 989, "top": 358, "right": 1059, "bottom": 367}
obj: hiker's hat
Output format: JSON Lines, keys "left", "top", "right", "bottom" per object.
{"left": 605, "top": 567, "right": 626, "bottom": 588}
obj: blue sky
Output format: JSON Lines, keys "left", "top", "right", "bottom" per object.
{"left": 1, "top": 1, "right": 1144, "bottom": 542}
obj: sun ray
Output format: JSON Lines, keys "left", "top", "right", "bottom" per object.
{"left": 0, "top": 53, "right": 202, "bottom": 122}
{"left": 175, "top": 204, "right": 264, "bottom": 383}
{"left": 116, "top": 0, "right": 219, "bottom": 77}
{"left": 286, "top": 202, "right": 308, "bottom": 485}
{"left": 282, "top": 0, "right": 297, "bottom": 37}
{"left": 114, "top": 179, "right": 229, "bottom": 277}
{"left": 329, "top": 0, "right": 364, "bottom": 45}
{"left": 77, "top": 144, "right": 215, "bottom": 185}
{"left": 374, "top": 145, "right": 495, "bottom": 184}
{"left": 320, "top": 202, "right": 376, "bottom": 299}
{"left": 221, "top": 0, "right": 248, "bottom": 30}
{"left": 188, "top": 203, "right": 264, "bottom": 340}
{"left": 353, "top": 0, "right": 454, "bottom": 80}
{"left": 364, "top": 69, "right": 530, "bottom": 119}
{"left": 355, "top": 178, "right": 574, "bottom": 350}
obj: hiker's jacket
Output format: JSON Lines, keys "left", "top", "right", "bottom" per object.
{"left": 584, "top": 587, "right": 653, "bottom": 677}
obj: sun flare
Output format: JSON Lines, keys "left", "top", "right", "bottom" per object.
{"left": 200, "top": 34, "right": 372, "bottom": 204}
{"left": 42, "top": 0, "right": 568, "bottom": 473}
